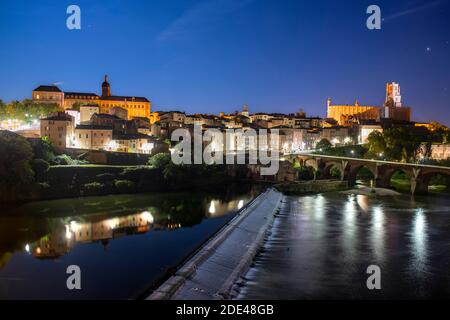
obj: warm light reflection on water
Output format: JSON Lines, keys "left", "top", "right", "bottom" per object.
{"left": 411, "top": 208, "right": 428, "bottom": 278}
{"left": 371, "top": 206, "right": 385, "bottom": 262}
{"left": 0, "top": 186, "right": 259, "bottom": 299}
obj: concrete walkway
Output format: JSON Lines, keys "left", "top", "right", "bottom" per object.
{"left": 148, "top": 188, "right": 283, "bottom": 300}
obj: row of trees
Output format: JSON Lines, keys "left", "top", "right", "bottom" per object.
{"left": 366, "top": 123, "right": 450, "bottom": 163}
{"left": 0, "top": 99, "right": 59, "bottom": 123}
{"left": 0, "top": 130, "right": 88, "bottom": 202}
{"left": 315, "top": 122, "right": 449, "bottom": 164}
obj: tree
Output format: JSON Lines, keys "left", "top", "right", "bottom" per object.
{"left": 0, "top": 131, "right": 34, "bottom": 201}
{"left": 382, "top": 127, "right": 428, "bottom": 162}
{"left": 0, "top": 99, "right": 59, "bottom": 123}
{"left": 315, "top": 139, "right": 332, "bottom": 151}
{"left": 29, "top": 137, "right": 55, "bottom": 162}
{"left": 365, "top": 131, "right": 386, "bottom": 159}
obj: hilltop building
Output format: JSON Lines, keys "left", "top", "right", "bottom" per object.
{"left": 327, "top": 82, "right": 411, "bottom": 126}
{"left": 32, "top": 75, "right": 151, "bottom": 120}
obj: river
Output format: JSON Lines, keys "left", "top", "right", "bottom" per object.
{"left": 0, "top": 184, "right": 260, "bottom": 299}
{"left": 238, "top": 191, "right": 450, "bottom": 300}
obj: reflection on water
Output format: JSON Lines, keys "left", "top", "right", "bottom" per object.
{"left": 240, "top": 192, "right": 450, "bottom": 300}
{"left": 411, "top": 209, "right": 428, "bottom": 280}
{"left": 0, "top": 184, "right": 260, "bottom": 299}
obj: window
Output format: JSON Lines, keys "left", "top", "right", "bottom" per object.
{"left": 79, "top": 134, "right": 81, "bottom": 139}
{"left": 86, "top": 134, "right": 89, "bottom": 138}
{"left": 36, "top": 94, "right": 40, "bottom": 99}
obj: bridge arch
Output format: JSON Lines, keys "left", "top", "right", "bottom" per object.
{"left": 377, "top": 167, "right": 414, "bottom": 192}
{"left": 420, "top": 170, "right": 450, "bottom": 193}
{"left": 347, "top": 164, "right": 377, "bottom": 187}
{"left": 322, "top": 161, "right": 344, "bottom": 180}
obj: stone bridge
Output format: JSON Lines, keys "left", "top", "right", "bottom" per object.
{"left": 286, "top": 154, "right": 450, "bottom": 195}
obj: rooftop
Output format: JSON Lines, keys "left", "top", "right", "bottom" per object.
{"left": 100, "top": 95, "right": 149, "bottom": 103}
{"left": 41, "top": 113, "right": 73, "bottom": 121}
{"left": 75, "top": 124, "right": 113, "bottom": 130}
{"left": 33, "top": 85, "right": 62, "bottom": 93}
{"left": 65, "top": 92, "right": 99, "bottom": 98}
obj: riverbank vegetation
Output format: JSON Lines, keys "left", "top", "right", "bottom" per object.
{"left": 0, "top": 131, "right": 242, "bottom": 203}
{"left": 315, "top": 122, "right": 450, "bottom": 165}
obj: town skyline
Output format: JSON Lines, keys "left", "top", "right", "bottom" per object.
{"left": 1, "top": 76, "right": 442, "bottom": 125}
{"left": 1, "top": 0, "right": 449, "bottom": 125}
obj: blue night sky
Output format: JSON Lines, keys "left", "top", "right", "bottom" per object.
{"left": 0, "top": 0, "right": 449, "bottom": 124}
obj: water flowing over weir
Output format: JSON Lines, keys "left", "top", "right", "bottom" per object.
{"left": 238, "top": 192, "right": 450, "bottom": 300}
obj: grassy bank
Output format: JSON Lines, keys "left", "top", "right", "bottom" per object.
{"left": 24, "top": 163, "right": 241, "bottom": 202}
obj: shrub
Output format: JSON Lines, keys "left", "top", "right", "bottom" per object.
{"left": 51, "top": 154, "right": 88, "bottom": 166}
{"left": 295, "top": 166, "right": 315, "bottom": 180}
{"left": 148, "top": 153, "right": 171, "bottom": 168}
{"left": 81, "top": 182, "right": 106, "bottom": 196}
{"left": 95, "top": 173, "right": 116, "bottom": 184}
{"left": 29, "top": 138, "right": 55, "bottom": 162}
{"left": 51, "top": 154, "right": 74, "bottom": 165}
{"left": 114, "top": 179, "right": 135, "bottom": 193}
{"left": 31, "top": 158, "right": 50, "bottom": 181}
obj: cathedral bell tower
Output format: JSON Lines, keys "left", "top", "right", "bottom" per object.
{"left": 102, "top": 75, "right": 111, "bottom": 97}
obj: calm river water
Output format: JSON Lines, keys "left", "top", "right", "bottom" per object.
{"left": 239, "top": 191, "right": 450, "bottom": 300}
{"left": 0, "top": 184, "right": 260, "bottom": 299}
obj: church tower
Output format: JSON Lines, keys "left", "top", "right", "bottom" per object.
{"left": 241, "top": 103, "right": 249, "bottom": 117}
{"left": 102, "top": 75, "right": 111, "bottom": 97}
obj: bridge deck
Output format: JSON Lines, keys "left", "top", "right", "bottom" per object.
{"left": 289, "top": 153, "right": 450, "bottom": 171}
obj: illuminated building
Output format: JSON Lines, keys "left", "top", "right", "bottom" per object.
{"left": 32, "top": 75, "right": 151, "bottom": 120}
{"left": 359, "top": 124, "right": 383, "bottom": 144}
{"left": 32, "top": 85, "right": 64, "bottom": 107}
{"left": 73, "top": 125, "right": 113, "bottom": 150}
{"left": 327, "top": 98, "right": 381, "bottom": 126}
{"left": 327, "top": 82, "right": 411, "bottom": 126}
{"left": 40, "top": 112, "right": 75, "bottom": 148}
{"left": 431, "top": 144, "right": 450, "bottom": 160}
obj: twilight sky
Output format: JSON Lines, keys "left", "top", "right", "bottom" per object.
{"left": 0, "top": 0, "right": 449, "bottom": 124}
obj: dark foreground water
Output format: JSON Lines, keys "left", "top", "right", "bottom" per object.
{"left": 239, "top": 191, "right": 450, "bottom": 300}
{"left": 0, "top": 185, "right": 260, "bottom": 299}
